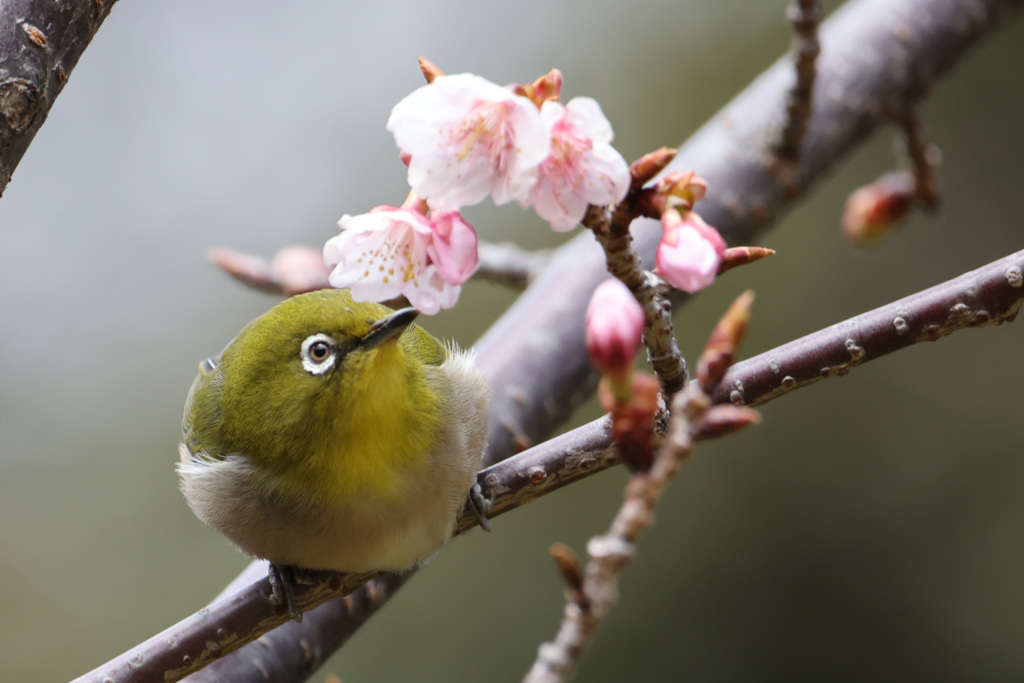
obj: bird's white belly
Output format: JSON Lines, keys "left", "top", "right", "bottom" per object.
{"left": 178, "top": 444, "right": 470, "bottom": 572}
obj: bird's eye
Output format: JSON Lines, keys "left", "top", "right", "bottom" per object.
{"left": 300, "top": 333, "right": 338, "bottom": 375}
{"left": 308, "top": 341, "right": 331, "bottom": 362}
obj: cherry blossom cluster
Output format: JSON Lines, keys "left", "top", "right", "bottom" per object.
{"left": 323, "top": 64, "right": 633, "bottom": 313}
{"left": 322, "top": 61, "right": 729, "bottom": 314}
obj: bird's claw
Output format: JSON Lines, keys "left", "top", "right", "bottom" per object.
{"left": 467, "top": 483, "right": 492, "bottom": 532}
{"left": 268, "top": 563, "right": 303, "bottom": 622}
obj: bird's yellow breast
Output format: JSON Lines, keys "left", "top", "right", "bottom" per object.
{"left": 290, "top": 342, "right": 445, "bottom": 505}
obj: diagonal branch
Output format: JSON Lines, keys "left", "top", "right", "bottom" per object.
{"left": 0, "top": 0, "right": 120, "bottom": 196}
{"left": 712, "top": 250, "right": 1023, "bottom": 406}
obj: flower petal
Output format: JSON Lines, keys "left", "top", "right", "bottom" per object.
{"left": 427, "top": 211, "right": 480, "bottom": 285}
{"left": 388, "top": 73, "right": 550, "bottom": 212}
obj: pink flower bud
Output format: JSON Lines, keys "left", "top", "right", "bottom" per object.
{"left": 427, "top": 211, "right": 480, "bottom": 285}
{"left": 585, "top": 278, "right": 645, "bottom": 380}
{"left": 656, "top": 210, "right": 725, "bottom": 294}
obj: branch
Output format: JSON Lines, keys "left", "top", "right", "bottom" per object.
{"left": 524, "top": 388, "right": 758, "bottom": 683}
{"left": 474, "top": 241, "right": 552, "bottom": 290}
{"left": 584, "top": 203, "right": 688, "bottom": 397}
{"left": 712, "top": 248, "right": 1024, "bottom": 407}
{"left": 891, "top": 104, "right": 942, "bottom": 211}
{"left": 0, "top": 0, "right": 120, "bottom": 196}
{"left": 774, "top": 0, "right": 822, "bottom": 165}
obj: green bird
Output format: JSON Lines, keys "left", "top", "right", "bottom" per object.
{"left": 178, "top": 289, "right": 490, "bottom": 608}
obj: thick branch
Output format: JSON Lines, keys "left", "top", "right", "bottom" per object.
{"left": 0, "top": 0, "right": 119, "bottom": 196}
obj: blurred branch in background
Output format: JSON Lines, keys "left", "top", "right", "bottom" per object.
{"left": 0, "top": 0, "right": 119, "bottom": 195}
{"left": 773, "top": 0, "right": 822, "bottom": 168}
{"left": 474, "top": 241, "right": 553, "bottom": 290}
{"left": 207, "top": 241, "right": 553, "bottom": 296}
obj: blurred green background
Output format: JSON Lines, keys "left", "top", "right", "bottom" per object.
{"left": 2, "top": 1, "right": 1023, "bottom": 680}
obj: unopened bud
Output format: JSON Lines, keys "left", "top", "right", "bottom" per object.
{"left": 417, "top": 56, "right": 445, "bottom": 83}
{"left": 656, "top": 210, "right": 726, "bottom": 294}
{"left": 697, "top": 290, "right": 754, "bottom": 390}
{"left": 208, "top": 246, "right": 278, "bottom": 294}
{"left": 692, "top": 405, "right": 761, "bottom": 440}
{"left": 841, "top": 171, "right": 915, "bottom": 246}
{"left": 549, "top": 542, "right": 585, "bottom": 596}
{"left": 271, "top": 246, "right": 331, "bottom": 296}
{"left": 599, "top": 372, "right": 661, "bottom": 472}
{"left": 585, "top": 279, "right": 645, "bottom": 391}
{"left": 512, "top": 69, "right": 563, "bottom": 108}
{"left": 629, "top": 147, "right": 677, "bottom": 188}
{"left": 717, "top": 246, "right": 776, "bottom": 275}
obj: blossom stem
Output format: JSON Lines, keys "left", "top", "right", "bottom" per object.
{"left": 583, "top": 204, "right": 689, "bottom": 398}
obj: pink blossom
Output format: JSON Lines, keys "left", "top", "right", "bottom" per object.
{"left": 323, "top": 207, "right": 461, "bottom": 315}
{"left": 529, "top": 97, "right": 630, "bottom": 231}
{"left": 387, "top": 73, "right": 551, "bottom": 211}
{"left": 585, "top": 278, "right": 645, "bottom": 380}
{"left": 656, "top": 211, "right": 726, "bottom": 294}
{"left": 427, "top": 211, "right": 479, "bottom": 285}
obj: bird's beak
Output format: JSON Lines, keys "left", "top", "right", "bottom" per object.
{"left": 360, "top": 307, "right": 419, "bottom": 351}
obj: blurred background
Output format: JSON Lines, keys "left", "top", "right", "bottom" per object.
{"left": 2, "top": 1, "right": 1023, "bottom": 680}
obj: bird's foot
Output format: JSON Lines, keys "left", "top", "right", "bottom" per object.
{"left": 268, "top": 563, "right": 303, "bottom": 622}
{"left": 467, "top": 483, "right": 492, "bottom": 532}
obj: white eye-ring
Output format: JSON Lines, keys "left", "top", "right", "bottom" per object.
{"left": 300, "top": 333, "right": 338, "bottom": 375}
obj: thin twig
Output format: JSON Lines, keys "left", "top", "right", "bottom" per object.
{"left": 584, "top": 204, "right": 689, "bottom": 398}
{"left": 208, "top": 246, "right": 331, "bottom": 296}
{"left": 774, "top": 0, "right": 822, "bottom": 166}
{"left": 523, "top": 386, "right": 711, "bottom": 683}
{"left": 891, "top": 105, "right": 942, "bottom": 211}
